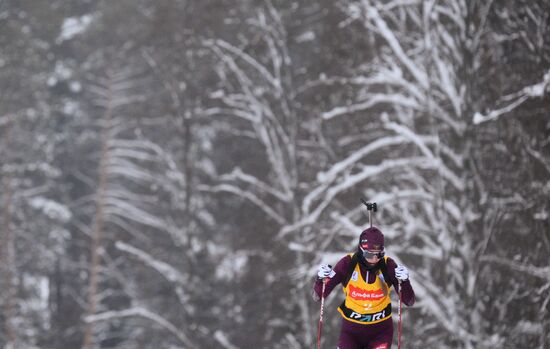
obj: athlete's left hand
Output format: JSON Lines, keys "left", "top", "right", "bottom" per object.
{"left": 395, "top": 265, "right": 409, "bottom": 281}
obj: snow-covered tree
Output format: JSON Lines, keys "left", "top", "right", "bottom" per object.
{"left": 0, "top": 3, "right": 70, "bottom": 348}
{"left": 1, "top": 1, "right": 548, "bottom": 348}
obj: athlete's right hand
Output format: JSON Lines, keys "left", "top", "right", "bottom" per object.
{"left": 317, "top": 264, "right": 335, "bottom": 280}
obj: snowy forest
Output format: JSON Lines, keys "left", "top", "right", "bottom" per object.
{"left": 1, "top": 0, "right": 549, "bottom": 348}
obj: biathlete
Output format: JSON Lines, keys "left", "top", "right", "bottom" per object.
{"left": 313, "top": 226, "right": 415, "bottom": 349}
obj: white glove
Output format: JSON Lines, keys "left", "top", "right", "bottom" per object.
{"left": 317, "top": 264, "right": 335, "bottom": 279}
{"left": 395, "top": 265, "right": 409, "bottom": 281}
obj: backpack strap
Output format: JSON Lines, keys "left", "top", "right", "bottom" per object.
{"left": 378, "top": 256, "right": 392, "bottom": 287}
{"left": 342, "top": 252, "right": 359, "bottom": 288}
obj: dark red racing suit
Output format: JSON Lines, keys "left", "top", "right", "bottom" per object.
{"left": 314, "top": 254, "right": 415, "bottom": 349}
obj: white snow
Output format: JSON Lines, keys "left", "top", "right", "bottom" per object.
{"left": 474, "top": 70, "right": 550, "bottom": 124}
{"left": 57, "top": 14, "right": 94, "bottom": 43}
{"left": 213, "top": 330, "right": 239, "bottom": 349}
{"left": 215, "top": 250, "right": 248, "bottom": 281}
{"left": 295, "top": 30, "right": 315, "bottom": 43}
{"left": 29, "top": 197, "right": 72, "bottom": 222}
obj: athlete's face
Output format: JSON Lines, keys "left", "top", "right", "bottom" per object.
{"left": 364, "top": 250, "right": 382, "bottom": 264}
{"left": 360, "top": 243, "right": 384, "bottom": 264}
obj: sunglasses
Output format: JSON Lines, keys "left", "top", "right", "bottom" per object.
{"left": 360, "top": 247, "right": 384, "bottom": 259}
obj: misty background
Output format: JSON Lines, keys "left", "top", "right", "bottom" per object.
{"left": 1, "top": 0, "right": 549, "bottom": 348}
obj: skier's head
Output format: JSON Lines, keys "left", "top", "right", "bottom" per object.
{"left": 358, "top": 227, "right": 385, "bottom": 263}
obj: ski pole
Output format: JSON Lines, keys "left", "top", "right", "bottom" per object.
{"left": 397, "top": 279, "right": 403, "bottom": 349}
{"left": 316, "top": 278, "right": 328, "bottom": 349}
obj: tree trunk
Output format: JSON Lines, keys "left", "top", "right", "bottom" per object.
{"left": 1, "top": 118, "right": 17, "bottom": 349}
{"left": 82, "top": 75, "right": 114, "bottom": 349}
